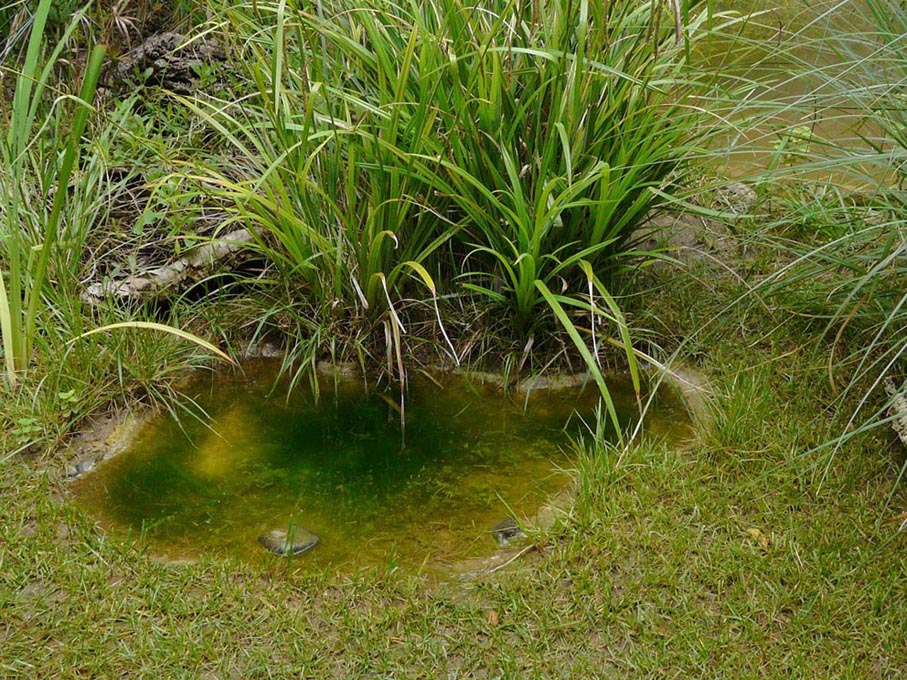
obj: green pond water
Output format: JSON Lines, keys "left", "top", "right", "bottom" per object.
{"left": 72, "top": 363, "right": 690, "bottom": 572}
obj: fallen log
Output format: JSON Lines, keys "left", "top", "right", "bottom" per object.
{"left": 82, "top": 228, "right": 256, "bottom": 303}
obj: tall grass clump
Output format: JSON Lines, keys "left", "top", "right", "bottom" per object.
{"left": 749, "top": 0, "right": 907, "bottom": 474}
{"left": 414, "top": 0, "right": 714, "bottom": 335}
{"left": 0, "top": 0, "right": 106, "bottom": 387}
{"left": 186, "top": 0, "right": 462, "bottom": 314}
{"left": 187, "top": 0, "right": 726, "bottom": 424}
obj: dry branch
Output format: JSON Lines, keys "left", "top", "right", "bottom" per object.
{"left": 82, "top": 228, "right": 256, "bottom": 303}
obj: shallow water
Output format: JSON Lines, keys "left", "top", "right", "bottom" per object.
{"left": 702, "top": 0, "right": 883, "bottom": 180}
{"left": 72, "top": 363, "right": 690, "bottom": 573}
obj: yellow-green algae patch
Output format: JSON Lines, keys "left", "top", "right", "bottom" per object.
{"left": 71, "top": 361, "right": 691, "bottom": 572}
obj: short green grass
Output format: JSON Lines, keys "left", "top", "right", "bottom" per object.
{"left": 2, "top": 241, "right": 905, "bottom": 678}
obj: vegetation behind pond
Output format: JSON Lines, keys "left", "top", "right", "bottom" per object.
{"left": 0, "top": 0, "right": 906, "bottom": 676}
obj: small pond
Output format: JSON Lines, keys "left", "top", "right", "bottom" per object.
{"left": 72, "top": 362, "right": 691, "bottom": 573}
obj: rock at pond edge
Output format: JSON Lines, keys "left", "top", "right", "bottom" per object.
{"left": 258, "top": 527, "right": 320, "bottom": 557}
{"left": 491, "top": 517, "right": 526, "bottom": 547}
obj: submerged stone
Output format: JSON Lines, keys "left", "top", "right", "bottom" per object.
{"left": 491, "top": 517, "right": 526, "bottom": 547}
{"left": 258, "top": 527, "right": 320, "bottom": 556}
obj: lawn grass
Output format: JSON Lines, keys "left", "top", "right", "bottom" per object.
{"left": 2, "top": 237, "right": 906, "bottom": 678}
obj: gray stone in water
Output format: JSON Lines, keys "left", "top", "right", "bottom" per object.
{"left": 258, "top": 526, "right": 320, "bottom": 556}
{"left": 491, "top": 517, "right": 526, "bottom": 547}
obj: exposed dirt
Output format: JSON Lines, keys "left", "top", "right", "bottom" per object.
{"left": 61, "top": 408, "right": 148, "bottom": 481}
{"left": 642, "top": 181, "right": 760, "bottom": 268}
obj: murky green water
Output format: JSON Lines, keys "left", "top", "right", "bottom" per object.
{"left": 702, "top": 0, "right": 881, "bottom": 179}
{"left": 72, "top": 363, "right": 690, "bottom": 572}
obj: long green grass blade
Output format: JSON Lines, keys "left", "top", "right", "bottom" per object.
{"left": 23, "top": 43, "right": 106, "bottom": 365}
{"left": 69, "top": 322, "right": 237, "bottom": 366}
{"left": 535, "top": 279, "right": 622, "bottom": 437}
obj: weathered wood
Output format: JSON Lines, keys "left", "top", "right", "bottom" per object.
{"left": 103, "top": 32, "right": 228, "bottom": 95}
{"left": 82, "top": 228, "right": 256, "bottom": 302}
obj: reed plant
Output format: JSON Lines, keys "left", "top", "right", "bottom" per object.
{"left": 184, "top": 0, "right": 453, "bottom": 317}
{"left": 416, "top": 0, "right": 711, "bottom": 333}
{"left": 185, "top": 0, "right": 725, "bottom": 427}
{"left": 0, "top": 0, "right": 106, "bottom": 387}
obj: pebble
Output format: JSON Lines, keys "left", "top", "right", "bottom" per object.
{"left": 258, "top": 526, "right": 320, "bottom": 556}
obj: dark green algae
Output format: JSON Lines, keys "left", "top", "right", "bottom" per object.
{"left": 71, "top": 362, "right": 691, "bottom": 572}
